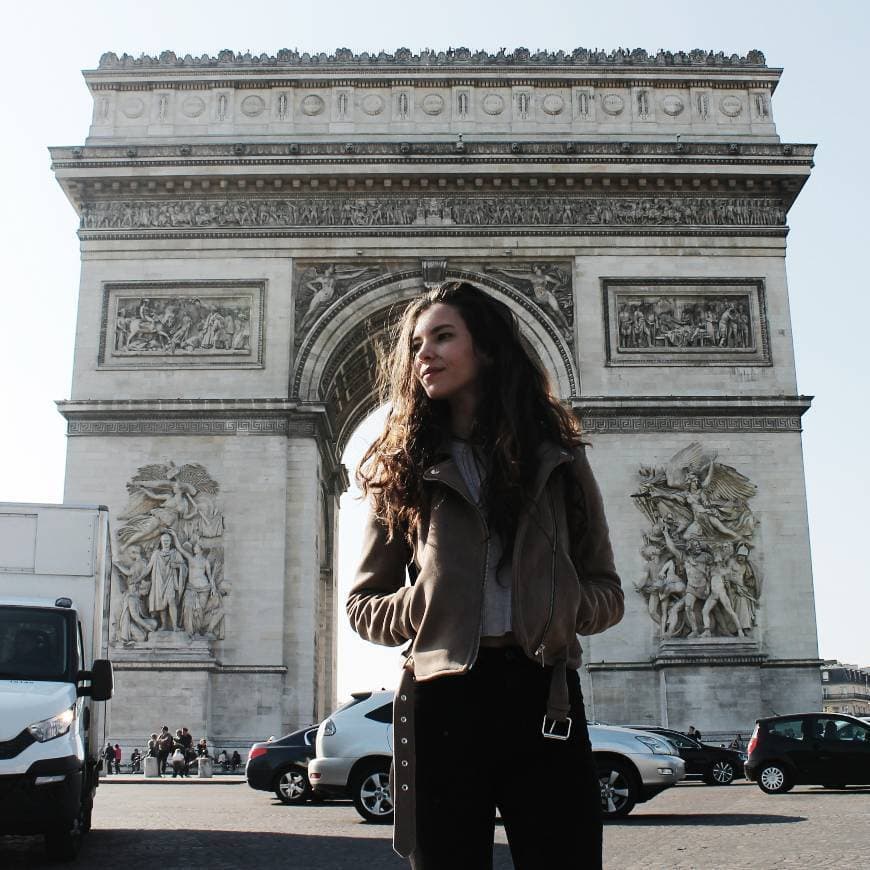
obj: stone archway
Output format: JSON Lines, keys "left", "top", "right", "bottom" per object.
{"left": 293, "top": 263, "right": 579, "bottom": 455}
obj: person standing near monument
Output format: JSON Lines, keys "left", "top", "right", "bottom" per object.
{"left": 157, "top": 725, "right": 173, "bottom": 777}
{"left": 347, "top": 283, "right": 624, "bottom": 868}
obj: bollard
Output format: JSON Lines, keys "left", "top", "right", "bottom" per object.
{"left": 198, "top": 758, "right": 213, "bottom": 779}
{"left": 144, "top": 756, "right": 159, "bottom": 778}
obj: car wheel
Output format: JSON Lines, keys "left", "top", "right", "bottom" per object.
{"left": 757, "top": 763, "right": 793, "bottom": 794}
{"left": 706, "top": 760, "right": 736, "bottom": 785}
{"left": 351, "top": 762, "right": 394, "bottom": 824}
{"left": 597, "top": 760, "right": 638, "bottom": 818}
{"left": 274, "top": 767, "right": 312, "bottom": 804}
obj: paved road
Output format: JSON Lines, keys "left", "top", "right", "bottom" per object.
{"left": 2, "top": 777, "right": 869, "bottom": 868}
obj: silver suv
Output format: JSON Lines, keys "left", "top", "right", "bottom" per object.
{"left": 309, "top": 690, "right": 684, "bottom": 822}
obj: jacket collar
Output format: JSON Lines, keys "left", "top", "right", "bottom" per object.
{"left": 421, "top": 439, "right": 572, "bottom": 506}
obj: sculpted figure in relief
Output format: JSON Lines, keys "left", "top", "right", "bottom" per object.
{"left": 632, "top": 443, "right": 761, "bottom": 641}
{"left": 112, "top": 462, "right": 228, "bottom": 647}
{"left": 296, "top": 264, "right": 376, "bottom": 336}
{"left": 486, "top": 263, "right": 574, "bottom": 341}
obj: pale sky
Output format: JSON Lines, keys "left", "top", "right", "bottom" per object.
{"left": 2, "top": 1, "right": 868, "bottom": 703}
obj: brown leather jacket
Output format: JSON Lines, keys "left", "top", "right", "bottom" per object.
{"left": 347, "top": 441, "right": 623, "bottom": 692}
{"left": 347, "top": 440, "right": 623, "bottom": 856}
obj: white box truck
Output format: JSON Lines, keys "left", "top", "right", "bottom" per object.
{"left": 0, "top": 503, "right": 114, "bottom": 860}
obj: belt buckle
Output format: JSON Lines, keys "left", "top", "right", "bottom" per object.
{"left": 541, "top": 715, "right": 572, "bottom": 741}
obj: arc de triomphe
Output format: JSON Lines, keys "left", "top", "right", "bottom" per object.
{"left": 51, "top": 47, "right": 821, "bottom": 744}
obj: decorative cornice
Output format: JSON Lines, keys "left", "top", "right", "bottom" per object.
{"left": 575, "top": 395, "right": 812, "bottom": 434}
{"left": 56, "top": 399, "right": 334, "bottom": 440}
{"left": 96, "top": 47, "right": 770, "bottom": 72}
{"left": 52, "top": 141, "right": 814, "bottom": 165}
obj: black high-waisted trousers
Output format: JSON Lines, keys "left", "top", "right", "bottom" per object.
{"left": 410, "top": 646, "right": 602, "bottom": 870}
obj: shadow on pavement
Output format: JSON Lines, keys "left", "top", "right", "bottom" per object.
{"left": 1, "top": 829, "right": 516, "bottom": 869}
{"left": 614, "top": 812, "right": 806, "bottom": 826}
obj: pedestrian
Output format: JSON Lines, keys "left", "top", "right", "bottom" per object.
{"left": 688, "top": 725, "right": 704, "bottom": 742}
{"left": 346, "top": 283, "right": 624, "bottom": 868}
{"left": 113, "top": 743, "right": 122, "bottom": 774}
{"left": 230, "top": 750, "right": 241, "bottom": 771}
{"left": 147, "top": 732, "right": 159, "bottom": 758}
{"left": 729, "top": 733, "right": 744, "bottom": 751}
{"left": 130, "top": 747, "right": 142, "bottom": 773}
{"left": 157, "top": 725, "right": 173, "bottom": 777}
{"left": 180, "top": 726, "right": 194, "bottom": 775}
{"left": 103, "top": 741, "right": 114, "bottom": 775}
{"left": 170, "top": 746, "right": 186, "bottom": 778}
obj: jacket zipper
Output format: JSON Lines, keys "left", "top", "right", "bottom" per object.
{"left": 534, "top": 487, "right": 559, "bottom": 667}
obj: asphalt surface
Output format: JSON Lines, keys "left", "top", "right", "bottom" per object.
{"left": 1, "top": 776, "right": 869, "bottom": 868}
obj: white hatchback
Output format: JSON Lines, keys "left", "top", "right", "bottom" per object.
{"left": 308, "top": 689, "right": 685, "bottom": 823}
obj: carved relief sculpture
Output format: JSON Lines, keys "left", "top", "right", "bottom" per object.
{"left": 294, "top": 263, "right": 380, "bottom": 341}
{"left": 485, "top": 263, "right": 574, "bottom": 341}
{"left": 631, "top": 443, "right": 761, "bottom": 641}
{"left": 603, "top": 280, "right": 770, "bottom": 367}
{"left": 80, "top": 195, "right": 787, "bottom": 233}
{"left": 111, "top": 462, "right": 228, "bottom": 647}
{"left": 99, "top": 282, "right": 264, "bottom": 369}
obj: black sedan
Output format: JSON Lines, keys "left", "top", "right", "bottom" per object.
{"left": 245, "top": 725, "right": 318, "bottom": 803}
{"left": 626, "top": 727, "right": 745, "bottom": 785}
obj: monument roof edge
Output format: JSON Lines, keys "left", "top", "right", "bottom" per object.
{"left": 89, "top": 48, "right": 773, "bottom": 73}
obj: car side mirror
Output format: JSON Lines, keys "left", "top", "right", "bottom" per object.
{"left": 78, "top": 659, "right": 114, "bottom": 701}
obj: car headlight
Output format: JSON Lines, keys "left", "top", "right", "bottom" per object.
{"left": 27, "top": 706, "right": 75, "bottom": 742}
{"left": 633, "top": 734, "right": 673, "bottom": 755}
{"left": 322, "top": 719, "right": 336, "bottom": 737}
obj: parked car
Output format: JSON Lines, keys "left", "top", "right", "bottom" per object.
{"left": 745, "top": 712, "right": 870, "bottom": 793}
{"left": 625, "top": 726, "right": 745, "bottom": 785}
{"left": 308, "top": 690, "right": 685, "bottom": 823}
{"left": 246, "top": 725, "right": 319, "bottom": 804}
{"left": 309, "top": 691, "right": 394, "bottom": 823}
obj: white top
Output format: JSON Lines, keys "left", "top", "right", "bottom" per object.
{"left": 448, "top": 439, "right": 513, "bottom": 638}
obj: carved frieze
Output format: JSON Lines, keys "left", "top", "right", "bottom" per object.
{"left": 80, "top": 196, "right": 786, "bottom": 234}
{"left": 111, "top": 461, "right": 228, "bottom": 649}
{"left": 603, "top": 279, "right": 770, "bottom": 366}
{"left": 632, "top": 443, "right": 762, "bottom": 642}
{"left": 98, "top": 281, "right": 265, "bottom": 368}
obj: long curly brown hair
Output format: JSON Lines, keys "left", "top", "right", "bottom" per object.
{"left": 357, "top": 282, "right": 583, "bottom": 545}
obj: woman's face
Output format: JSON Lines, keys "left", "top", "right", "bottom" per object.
{"left": 411, "top": 303, "right": 483, "bottom": 406}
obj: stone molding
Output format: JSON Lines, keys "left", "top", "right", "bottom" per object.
{"left": 96, "top": 47, "right": 769, "bottom": 71}
{"left": 574, "top": 395, "right": 811, "bottom": 434}
{"left": 57, "top": 400, "right": 333, "bottom": 440}
{"left": 52, "top": 141, "right": 813, "bottom": 162}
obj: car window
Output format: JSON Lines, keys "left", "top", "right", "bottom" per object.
{"left": 767, "top": 719, "right": 805, "bottom": 741}
{"left": 667, "top": 733, "right": 698, "bottom": 749}
{"left": 815, "top": 717, "right": 870, "bottom": 742}
{"left": 364, "top": 702, "right": 393, "bottom": 724}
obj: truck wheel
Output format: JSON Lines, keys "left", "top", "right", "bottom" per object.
{"left": 44, "top": 807, "right": 84, "bottom": 862}
{"left": 351, "top": 762, "right": 394, "bottom": 824}
{"left": 597, "top": 760, "right": 638, "bottom": 818}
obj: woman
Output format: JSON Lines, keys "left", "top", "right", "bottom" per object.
{"left": 347, "top": 283, "right": 623, "bottom": 868}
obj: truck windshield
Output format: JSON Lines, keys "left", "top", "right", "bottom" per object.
{"left": 0, "top": 608, "right": 70, "bottom": 681}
